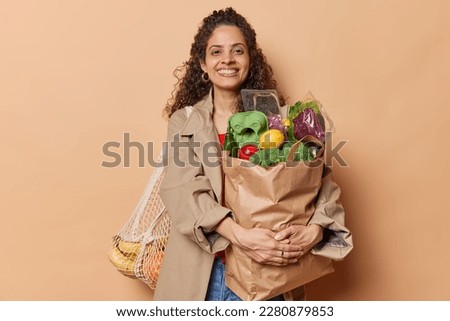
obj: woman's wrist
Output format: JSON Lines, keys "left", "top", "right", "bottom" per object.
{"left": 215, "top": 216, "right": 244, "bottom": 245}
{"left": 308, "top": 224, "right": 324, "bottom": 247}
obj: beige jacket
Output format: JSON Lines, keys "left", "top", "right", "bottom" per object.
{"left": 154, "top": 92, "right": 353, "bottom": 301}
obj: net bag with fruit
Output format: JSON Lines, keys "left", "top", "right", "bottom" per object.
{"left": 108, "top": 107, "right": 193, "bottom": 290}
{"left": 108, "top": 160, "right": 169, "bottom": 290}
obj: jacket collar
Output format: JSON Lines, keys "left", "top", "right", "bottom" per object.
{"left": 180, "top": 90, "right": 215, "bottom": 136}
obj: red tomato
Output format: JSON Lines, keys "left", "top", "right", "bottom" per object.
{"left": 238, "top": 144, "right": 259, "bottom": 160}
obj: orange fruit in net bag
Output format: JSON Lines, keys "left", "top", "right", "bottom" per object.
{"left": 142, "top": 239, "right": 167, "bottom": 286}
{"left": 146, "top": 249, "right": 164, "bottom": 282}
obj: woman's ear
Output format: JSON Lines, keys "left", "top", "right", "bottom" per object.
{"left": 199, "top": 59, "right": 207, "bottom": 73}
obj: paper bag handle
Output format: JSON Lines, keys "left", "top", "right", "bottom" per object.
{"left": 287, "top": 135, "right": 324, "bottom": 162}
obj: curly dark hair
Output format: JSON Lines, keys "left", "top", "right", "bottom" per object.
{"left": 163, "top": 7, "right": 285, "bottom": 118}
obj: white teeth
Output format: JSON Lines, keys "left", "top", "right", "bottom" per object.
{"left": 218, "top": 69, "right": 238, "bottom": 75}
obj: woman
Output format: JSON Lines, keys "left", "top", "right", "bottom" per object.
{"left": 155, "top": 7, "right": 352, "bottom": 301}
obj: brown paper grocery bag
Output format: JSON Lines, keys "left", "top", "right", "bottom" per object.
{"left": 222, "top": 141, "right": 334, "bottom": 300}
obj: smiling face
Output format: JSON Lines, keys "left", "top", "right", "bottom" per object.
{"left": 200, "top": 25, "right": 250, "bottom": 96}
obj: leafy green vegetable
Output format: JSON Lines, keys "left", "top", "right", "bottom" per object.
{"left": 249, "top": 142, "right": 313, "bottom": 168}
{"left": 250, "top": 148, "right": 281, "bottom": 168}
{"left": 288, "top": 100, "right": 321, "bottom": 120}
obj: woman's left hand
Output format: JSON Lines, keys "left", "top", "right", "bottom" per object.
{"left": 274, "top": 224, "right": 323, "bottom": 258}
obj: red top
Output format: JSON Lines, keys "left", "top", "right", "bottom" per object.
{"left": 218, "top": 133, "right": 226, "bottom": 146}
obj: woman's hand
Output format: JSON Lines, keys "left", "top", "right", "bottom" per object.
{"left": 235, "top": 227, "right": 303, "bottom": 266}
{"left": 274, "top": 224, "right": 324, "bottom": 258}
{"left": 216, "top": 217, "right": 302, "bottom": 266}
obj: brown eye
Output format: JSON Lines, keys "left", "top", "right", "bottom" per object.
{"left": 234, "top": 47, "right": 245, "bottom": 54}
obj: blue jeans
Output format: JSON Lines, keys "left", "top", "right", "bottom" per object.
{"left": 205, "top": 257, "right": 284, "bottom": 301}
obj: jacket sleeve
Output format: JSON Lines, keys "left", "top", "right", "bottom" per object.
{"left": 158, "top": 109, "right": 231, "bottom": 254}
{"left": 307, "top": 166, "right": 354, "bottom": 260}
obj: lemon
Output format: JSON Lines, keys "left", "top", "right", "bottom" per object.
{"left": 259, "top": 129, "right": 285, "bottom": 149}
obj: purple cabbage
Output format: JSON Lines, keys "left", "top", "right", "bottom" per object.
{"left": 268, "top": 114, "right": 285, "bottom": 135}
{"left": 293, "top": 108, "right": 325, "bottom": 142}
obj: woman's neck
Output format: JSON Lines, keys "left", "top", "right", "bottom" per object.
{"left": 212, "top": 89, "right": 239, "bottom": 134}
{"left": 212, "top": 89, "right": 239, "bottom": 115}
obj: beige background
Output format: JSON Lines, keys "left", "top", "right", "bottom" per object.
{"left": 1, "top": 0, "right": 449, "bottom": 300}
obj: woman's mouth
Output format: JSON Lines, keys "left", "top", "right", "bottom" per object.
{"left": 217, "top": 68, "right": 239, "bottom": 76}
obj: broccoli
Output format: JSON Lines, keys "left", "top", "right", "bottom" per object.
{"left": 249, "top": 142, "right": 313, "bottom": 168}
{"left": 250, "top": 148, "right": 281, "bottom": 168}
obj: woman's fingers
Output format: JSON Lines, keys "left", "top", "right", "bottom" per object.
{"left": 274, "top": 226, "right": 298, "bottom": 241}
{"left": 238, "top": 227, "right": 307, "bottom": 265}
{"left": 242, "top": 248, "right": 300, "bottom": 266}
{"left": 277, "top": 249, "right": 303, "bottom": 259}
{"left": 278, "top": 242, "right": 302, "bottom": 253}
{"left": 265, "top": 253, "right": 300, "bottom": 266}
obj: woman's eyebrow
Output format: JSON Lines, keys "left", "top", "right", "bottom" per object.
{"left": 208, "top": 43, "right": 246, "bottom": 50}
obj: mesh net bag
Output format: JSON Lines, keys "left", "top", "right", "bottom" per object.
{"left": 108, "top": 107, "right": 192, "bottom": 289}
{"left": 108, "top": 160, "right": 171, "bottom": 289}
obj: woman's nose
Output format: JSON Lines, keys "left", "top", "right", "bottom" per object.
{"left": 221, "top": 52, "right": 235, "bottom": 64}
